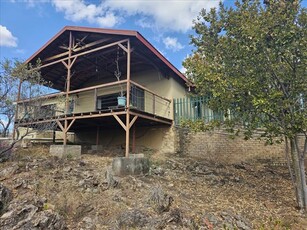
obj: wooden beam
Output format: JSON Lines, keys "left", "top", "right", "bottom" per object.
{"left": 69, "top": 80, "right": 127, "bottom": 95}
{"left": 38, "top": 39, "right": 129, "bottom": 70}
{"left": 129, "top": 115, "right": 138, "bottom": 129}
{"left": 132, "top": 124, "right": 136, "bottom": 153}
{"left": 129, "top": 111, "right": 172, "bottom": 125}
{"left": 113, "top": 114, "right": 126, "bottom": 131}
{"left": 17, "top": 111, "right": 128, "bottom": 126}
{"left": 66, "top": 118, "right": 76, "bottom": 131}
{"left": 44, "top": 51, "right": 69, "bottom": 62}
{"left": 61, "top": 60, "right": 69, "bottom": 69}
{"left": 96, "top": 126, "right": 100, "bottom": 146}
{"left": 44, "top": 37, "right": 109, "bottom": 62}
{"left": 118, "top": 43, "right": 128, "bottom": 53}
{"left": 125, "top": 39, "right": 131, "bottom": 158}
{"left": 65, "top": 31, "right": 73, "bottom": 115}
{"left": 56, "top": 120, "right": 65, "bottom": 132}
{"left": 74, "top": 37, "right": 111, "bottom": 52}
{"left": 125, "top": 112, "right": 130, "bottom": 157}
{"left": 70, "top": 56, "right": 77, "bottom": 69}
{"left": 63, "top": 119, "right": 68, "bottom": 145}
{"left": 17, "top": 80, "right": 127, "bottom": 104}
{"left": 73, "top": 34, "right": 88, "bottom": 49}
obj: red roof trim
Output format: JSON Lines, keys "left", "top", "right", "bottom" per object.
{"left": 26, "top": 26, "right": 191, "bottom": 85}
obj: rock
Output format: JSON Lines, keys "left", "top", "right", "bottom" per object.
{"left": 32, "top": 210, "right": 66, "bottom": 229}
{"left": 78, "top": 216, "right": 95, "bottom": 230}
{"left": 148, "top": 186, "right": 174, "bottom": 214}
{"left": 0, "top": 165, "right": 19, "bottom": 179}
{"left": 105, "top": 168, "right": 118, "bottom": 189}
{"left": 116, "top": 209, "right": 148, "bottom": 228}
{"left": 78, "top": 180, "right": 85, "bottom": 187}
{"left": 0, "top": 201, "right": 66, "bottom": 229}
{"left": 236, "top": 220, "right": 251, "bottom": 230}
{"left": 63, "top": 166, "right": 72, "bottom": 173}
{"left": 0, "top": 184, "right": 12, "bottom": 214}
{"left": 151, "top": 166, "right": 165, "bottom": 176}
{"left": 167, "top": 208, "right": 183, "bottom": 225}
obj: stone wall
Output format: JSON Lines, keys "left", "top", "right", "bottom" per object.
{"left": 174, "top": 128, "right": 286, "bottom": 163}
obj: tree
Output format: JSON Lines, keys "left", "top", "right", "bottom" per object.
{"left": 0, "top": 59, "right": 57, "bottom": 158}
{"left": 184, "top": 0, "right": 307, "bottom": 210}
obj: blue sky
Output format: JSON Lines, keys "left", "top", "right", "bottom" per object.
{"left": 0, "top": 0, "right": 228, "bottom": 73}
{"left": 0, "top": 0, "right": 306, "bottom": 74}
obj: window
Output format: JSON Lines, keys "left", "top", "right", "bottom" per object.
{"left": 96, "top": 93, "right": 124, "bottom": 110}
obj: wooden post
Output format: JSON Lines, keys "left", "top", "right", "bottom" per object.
{"left": 63, "top": 31, "right": 74, "bottom": 145}
{"left": 132, "top": 124, "right": 136, "bottom": 153}
{"left": 63, "top": 119, "right": 68, "bottom": 145}
{"left": 125, "top": 39, "right": 131, "bottom": 157}
{"left": 96, "top": 126, "right": 100, "bottom": 146}
{"left": 52, "top": 129, "right": 56, "bottom": 144}
{"left": 65, "top": 31, "right": 73, "bottom": 114}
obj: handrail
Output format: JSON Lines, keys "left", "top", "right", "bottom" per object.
{"left": 130, "top": 80, "right": 171, "bottom": 103}
{"left": 17, "top": 80, "right": 128, "bottom": 103}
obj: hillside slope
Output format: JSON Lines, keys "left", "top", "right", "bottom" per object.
{"left": 0, "top": 147, "right": 306, "bottom": 229}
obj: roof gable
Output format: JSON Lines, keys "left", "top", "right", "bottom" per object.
{"left": 27, "top": 26, "right": 191, "bottom": 90}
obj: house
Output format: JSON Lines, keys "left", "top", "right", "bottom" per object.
{"left": 15, "top": 26, "right": 191, "bottom": 156}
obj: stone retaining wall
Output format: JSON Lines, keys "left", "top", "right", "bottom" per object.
{"left": 174, "top": 128, "right": 286, "bottom": 163}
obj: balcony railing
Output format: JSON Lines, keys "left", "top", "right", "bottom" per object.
{"left": 16, "top": 80, "right": 172, "bottom": 122}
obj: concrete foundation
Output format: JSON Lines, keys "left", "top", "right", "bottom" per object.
{"left": 112, "top": 156, "right": 150, "bottom": 176}
{"left": 49, "top": 145, "right": 81, "bottom": 159}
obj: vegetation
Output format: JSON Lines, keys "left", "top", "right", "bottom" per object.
{"left": 0, "top": 59, "right": 56, "bottom": 157}
{"left": 183, "top": 0, "right": 307, "bottom": 210}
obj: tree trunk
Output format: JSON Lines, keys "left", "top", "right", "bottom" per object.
{"left": 290, "top": 136, "right": 307, "bottom": 211}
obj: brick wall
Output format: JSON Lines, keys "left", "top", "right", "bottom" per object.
{"left": 174, "top": 128, "right": 286, "bottom": 163}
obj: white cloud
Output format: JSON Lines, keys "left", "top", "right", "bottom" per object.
{"left": 17, "top": 0, "right": 221, "bottom": 32}
{"left": 135, "top": 17, "right": 152, "bottom": 29}
{"left": 0, "top": 25, "right": 18, "bottom": 47}
{"left": 51, "top": 0, "right": 122, "bottom": 27}
{"left": 49, "top": 0, "right": 220, "bottom": 32}
{"left": 180, "top": 66, "right": 186, "bottom": 74}
{"left": 163, "top": 36, "right": 184, "bottom": 52}
{"left": 105, "top": 0, "right": 221, "bottom": 32}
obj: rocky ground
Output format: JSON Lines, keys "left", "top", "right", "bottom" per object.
{"left": 0, "top": 146, "right": 306, "bottom": 229}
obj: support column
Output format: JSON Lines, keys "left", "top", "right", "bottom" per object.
{"left": 125, "top": 112, "right": 130, "bottom": 157}
{"left": 113, "top": 114, "right": 138, "bottom": 158}
{"left": 65, "top": 31, "right": 73, "bottom": 114}
{"left": 125, "top": 39, "right": 131, "bottom": 157}
{"left": 63, "top": 119, "right": 68, "bottom": 145}
{"left": 56, "top": 119, "right": 75, "bottom": 146}
{"left": 132, "top": 124, "right": 136, "bottom": 153}
{"left": 63, "top": 31, "right": 74, "bottom": 145}
{"left": 52, "top": 129, "right": 56, "bottom": 144}
{"left": 96, "top": 126, "right": 100, "bottom": 146}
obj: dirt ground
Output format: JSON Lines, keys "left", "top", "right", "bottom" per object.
{"left": 0, "top": 146, "right": 306, "bottom": 229}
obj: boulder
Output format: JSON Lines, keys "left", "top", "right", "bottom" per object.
{"left": 0, "top": 184, "right": 12, "bottom": 215}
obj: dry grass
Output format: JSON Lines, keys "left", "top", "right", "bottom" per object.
{"left": 0, "top": 146, "right": 306, "bottom": 229}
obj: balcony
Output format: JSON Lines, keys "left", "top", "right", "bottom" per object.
{"left": 16, "top": 80, "right": 172, "bottom": 124}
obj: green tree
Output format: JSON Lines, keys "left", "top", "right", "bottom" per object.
{"left": 184, "top": 0, "right": 307, "bottom": 210}
{"left": 0, "top": 59, "right": 56, "bottom": 158}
